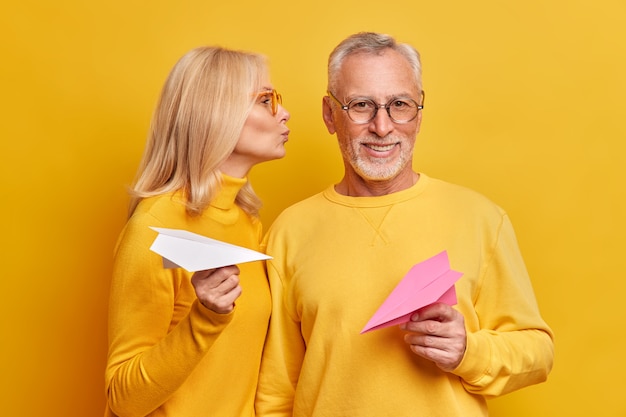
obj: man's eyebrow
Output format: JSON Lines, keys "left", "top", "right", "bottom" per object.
{"left": 345, "top": 93, "right": 415, "bottom": 101}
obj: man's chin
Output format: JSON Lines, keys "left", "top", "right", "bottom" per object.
{"left": 353, "top": 163, "right": 404, "bottom": 182}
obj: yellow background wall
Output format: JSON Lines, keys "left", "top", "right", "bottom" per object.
{"left": 2, "top": 1, "right": 624, "bottom": 415}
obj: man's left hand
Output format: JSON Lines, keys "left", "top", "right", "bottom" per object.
{"left": 400, "top": 302, "right": 467, "bottom": 372}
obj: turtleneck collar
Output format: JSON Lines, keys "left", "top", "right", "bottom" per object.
{"left": 210, "top": 173, "right": 248, "bottom": 211}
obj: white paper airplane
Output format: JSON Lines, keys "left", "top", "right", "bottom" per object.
{"left": 149, "top": 227, "right": 271, "bottom": 272}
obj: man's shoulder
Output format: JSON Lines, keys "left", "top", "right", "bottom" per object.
{"left": 427, "top": 176, "right": 501, "bottom": 207}
{"left": 264, "top": 189, "right": 333, "bottom": 240}
{"left": 275, "top": 190, "right": 328, "bottom": 219}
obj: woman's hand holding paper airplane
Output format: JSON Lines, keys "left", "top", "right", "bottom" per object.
{"left": 191, "top": 265, "right": 242, "bottom": 314}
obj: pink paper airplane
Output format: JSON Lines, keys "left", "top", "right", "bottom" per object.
{"left": 361, "top": 251, "right": 463, "bottom": 334}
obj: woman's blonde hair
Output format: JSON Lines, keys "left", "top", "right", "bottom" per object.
{"left": 128, "top": 46, "right": 268, "bottom": 217}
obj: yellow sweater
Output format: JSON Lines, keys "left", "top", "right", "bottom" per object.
{"left": 105, "top": 175, "right": 270, "bottom": 417}
{"left": 256, "top": 174, "right": 554, "bottom": 417}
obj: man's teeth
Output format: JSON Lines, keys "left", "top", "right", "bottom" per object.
{"left": 367, "top": 144, "right": 395, "bottom": 152}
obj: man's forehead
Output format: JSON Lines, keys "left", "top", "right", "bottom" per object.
{"left": 337, "top": 52, "right": 420, "bottom": 99}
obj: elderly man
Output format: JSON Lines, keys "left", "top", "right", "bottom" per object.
{"left": 256, "top": 32, "right": 554, "bottom": 416}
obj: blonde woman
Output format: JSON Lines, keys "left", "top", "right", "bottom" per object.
{"left": 105, "top": 46, "right": 290, "bottom": 417}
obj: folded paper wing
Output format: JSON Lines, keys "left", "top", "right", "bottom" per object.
{"left": 361, "top": 251, "right": 463, "bottom": 334}
{"left": 149, "top": 227, "right": 271, "bottom": 272}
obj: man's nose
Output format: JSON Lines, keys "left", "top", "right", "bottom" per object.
{"left": 368, "top": 107, "right": 395, "bottom": 137}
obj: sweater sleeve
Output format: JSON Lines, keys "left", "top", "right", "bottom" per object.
{"left": 255, "top": 252, "right": 305, "bottom": 416}
{"left": 452, "top": 214, "right": 555, "bottom": 396}
{"left": 105, "top": 219, "right": 233, "bottom": 417}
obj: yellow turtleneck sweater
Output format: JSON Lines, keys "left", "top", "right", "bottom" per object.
{"left": 105, "top": 175, "right": 270, "bottom": 417}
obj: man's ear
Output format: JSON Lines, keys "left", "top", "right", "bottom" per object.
{"left": 322, "top": 96, "right": 336, "bottom": 134}
{"left": 415, "top": 107, "right": 423, "bottom": 134}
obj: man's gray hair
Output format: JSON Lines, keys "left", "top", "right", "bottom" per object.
{"left": 327, "top": 32, "right": 422, "bottom": 92}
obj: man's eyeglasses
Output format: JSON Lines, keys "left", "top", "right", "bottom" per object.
{"left": 257, "top": 89, "right": 283, "bottom": 115}
{"left": 327, "top": 90, "right": 425, "bottom": 124}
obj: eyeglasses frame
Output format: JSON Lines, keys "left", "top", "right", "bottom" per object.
{"left": 327, "top": 90, "right": 425, "bottom": 124}
{"left": 257, "top": 89, "right": 283, "bottom": 115}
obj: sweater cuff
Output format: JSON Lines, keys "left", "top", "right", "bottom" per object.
{"left": 451, "top": 331, "right": 491, "bottom": 385}
{"left": 190, "top": 300, "right": 235, "bottom": 333}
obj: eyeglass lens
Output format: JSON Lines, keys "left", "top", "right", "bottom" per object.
{"left": 271, "top": 90, "right": 282, "bottom": 115}
{"left": 348, "top": 99, "right": 419, "bottom": 123}
{"left": 258, "top": 89, "right": 283, "bottom": 115}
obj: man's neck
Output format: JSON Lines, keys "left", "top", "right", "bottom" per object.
{"left": 335, "top": 171, "right": 419, "bottom": 197}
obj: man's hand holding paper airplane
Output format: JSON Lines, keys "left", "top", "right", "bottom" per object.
{"left": 361, "top": 250, "right": 467, "bottom": 371}
{"left": 400, "top": 302, "right": 467, "bottom": 372}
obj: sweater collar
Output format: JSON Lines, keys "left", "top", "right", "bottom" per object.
{"left": 324, "top": 173, "right": 430, "bottom": 207}
{"left": 211, "top": 174, "right": 247, "bottom": 210}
